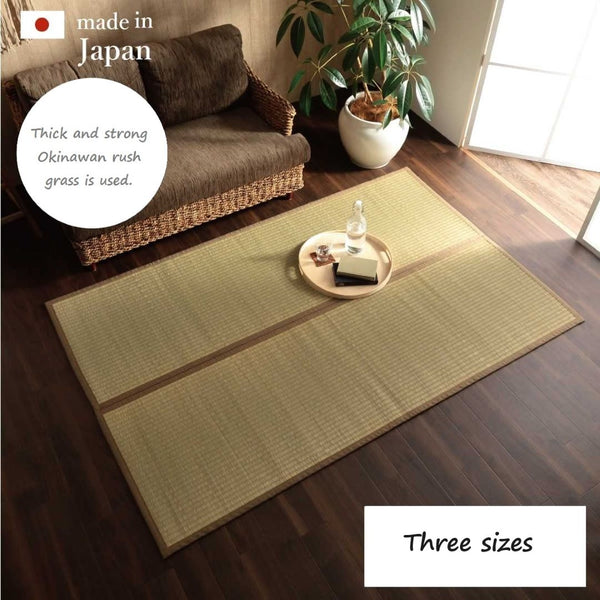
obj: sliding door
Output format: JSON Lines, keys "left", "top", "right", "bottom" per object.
{"left": 579, "top": 188, "right": 600, "bottom": 257}
{"left": 466, "top": 0, "right": 600, "bottom": 171}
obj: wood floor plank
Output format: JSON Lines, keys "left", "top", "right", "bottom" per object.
{"left": 513, "top": 352, "right": 600, "bottom": 445}
{"left": 300, "top": 469, "right": 367, "bottom": 567}
{"left": 232, "top": 497, "right": 339, "bottom": 600}
{"left": 332, "top": 455, "right": 390, "bottom": 509}
{"left": 354, "top": 443, "right": 423, "bottom": 506}
{"left": 169, "top": 545, "right": 226, "bottom": 600}
{"left": 302, "top": 523, "right": 383, "bottom": 600}
{"left": 411, "top": 407, "right": 522, "bottom": 505}
{"left": 439, "top": 397, "right": 549, "bottom": 505}
{"left": 399, "top": 414, "right": 489, "bottom": 505}
{"left": 139, "top": 569, "right": 189, "bottom": 600}
{"left": 496, "top": 360, "right": 586, "bottom": 446}
{"left": 199, "top": 527, "right": 265, "bottom": 600}
{"left": 463, "top": 378, "right": 596, "bottom": 502}
{"left": 279, "top": 482, "right": 325, "bottom": 536}
{"left": 582, "top": 482, "right": 600, "bottom": 515}
{"left": 239, "top": 537, "right": 336, "bottom": 600}
{"left": 376, "top": 430, "right": 454, "bottom": 506}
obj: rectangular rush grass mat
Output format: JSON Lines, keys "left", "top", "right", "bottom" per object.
{"left": 48, "top": 168, "right": 582, "bottom": 556}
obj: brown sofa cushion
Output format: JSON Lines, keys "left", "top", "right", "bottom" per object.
{"left": 137, "top": 25, "right": 248, "bottom": 126}
{"left": 13, "top": 61, "right": 77, "bottom": 109}
{"left": 69, "top": 59, "right": 147, "bottom": 99}
{"left": 13, "top": 58, "right": 146, "bottom": 111}
{"left": 66, "top": 106, "right": 311, "bottom": 241}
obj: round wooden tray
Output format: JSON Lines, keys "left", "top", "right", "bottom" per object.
{"left": 298, "top": 231, "right": 393, "bottom": 299}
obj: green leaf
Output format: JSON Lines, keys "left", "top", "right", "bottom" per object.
{"left": 283, "top": 3, "right": 297, "bottom": 18}
{"left": 350, "top": 16, "right": 378, "bottom": 31}
{"left": 415, "top": 84, "right": 432, "bottom": 120}
{"left": 324, "top": 67, "right": 347, "bottom": 88}
{"left": 300, "top": 82, "right": 312, "bottom": 115}
{"left": 396, "top": 78, "right": 412, "bottom": 118}
{"left": 388, "top": 9, "right": 410, "bottom": 20}
{"left": 338, "top": 29, "right": 360, "bottom": 43}
{"left": 290, "top": 17, "right": 305, "bottom": 57}
{"left": 318, "top": 44, "right": 333, "bottom": 62}
{"left": 417, "top": 72, "right": 433, "bottom": 99}
{"left": 385, "top": 0, "right": 401, "bottom": 11}
{"left": 276, "top": 13, "right": 295, "bottom": 46}
{"left": 378, "top": 0, "right": 388, "bottom": 18}
{"left": 382, "top": 108, "right": 393, "bottom": 128}
{"left": 319, "top": 79, "right": 337, "bottom": 110}
{"left": 381, "top": 70, "right": 404, "bottom": 98}
{"left": 311, "top": 1, "right": 334, "bottom": 14}
{"left": 373, "top": 29, "right": 388, "bottom": 70}
{"left": 372, "top": 98, "right": 388, "bottom": 106}
{"left": 411, "top": 54, "right": 425, "bottom": 67}
{"left": 388, "top": 27, "right": 405, "bottom": 58}
{"left": 415, "top": 74, "right": 434, "bottom": 119}
{"left": 386, "top": 36, "right": 393, "bottom": 63}
{"left": 415, "top": 0, "right": 435, "bottom": 31}
{"left": 342, "top": 43, "right": 361, "bottom": 71}
{"left": 288, "top": 70, "right": 305, "bottom": 93}
{"left": 392, "top": 23, "right": 415, "bottom": 48}
{"left": 353, "top": 0, "right": 371, "bottom": 16}
{"left": 398, "top": 48, "right": 410, "bottom": 67}
{"left": 307, "top": 11, "right": 325, "bottom": 43}
{"left": 410, "top": 0, "right": 423, "bottom": 44}
{"left": 361, "top": 46, "right": 375, "bottom": 83}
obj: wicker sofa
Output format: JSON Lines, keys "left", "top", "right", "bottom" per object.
{"left": 4, "top": 24, "right": 311, "bottom": 266}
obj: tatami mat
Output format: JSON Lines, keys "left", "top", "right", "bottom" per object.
{"left": 48, "top": 169, "right": 582, "bottom": 556}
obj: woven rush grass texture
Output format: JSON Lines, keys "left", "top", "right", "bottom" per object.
{"left": 48, "top": 168, "right": 582, "bottom": 556}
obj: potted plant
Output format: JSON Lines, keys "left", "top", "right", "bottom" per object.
{"left": 276, "top": 0, "right": 435, "bottom": 169}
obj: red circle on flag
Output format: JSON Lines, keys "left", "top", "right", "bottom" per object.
{"left": 35, "top": 17, "right": 50, "bottom": 32}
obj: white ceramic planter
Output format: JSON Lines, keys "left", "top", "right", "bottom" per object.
{"left": 338, "top": 92, "right": 410, "bottom": 169}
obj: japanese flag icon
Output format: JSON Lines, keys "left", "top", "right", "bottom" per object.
{"left": 20, "top": 11, "right": 65, "bottom": 39}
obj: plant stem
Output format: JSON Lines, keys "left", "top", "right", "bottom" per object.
{"left": 319, "top": 43, "right": 353, "bottom": 70}
{"left": 337, "top": 2, "right": 351, "bottom": 28}
{"left": 336, "top": 1, "right": 373, "bottom": 103}
{"left": 361, "top": 38, "right": 376, "bottom": 103}
{"left": 361, "top": 80, "right": 374, "bottom": 103}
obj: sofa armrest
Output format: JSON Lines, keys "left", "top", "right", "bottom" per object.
{"left": 245, "top": 62, "right": 295, "bottom": 136}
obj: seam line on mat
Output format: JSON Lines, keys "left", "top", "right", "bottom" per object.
{"left": 99, "top": 236, "right": 480, "bottom": 414}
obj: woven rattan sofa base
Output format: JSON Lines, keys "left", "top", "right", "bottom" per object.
{"left": 71, "top": 164, "right": 304, "bottom": 266}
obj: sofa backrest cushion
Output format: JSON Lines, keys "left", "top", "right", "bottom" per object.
{"left": 137, "top": 25, "right": 248, "bottom": 127}
{"left": 70, "top": 60, "right": 147, "bottom": 99}
{"left": 13, "top": 61, "right": 77, "bottom": 109}
{"left": 13, "top": 58, "right": 147, "bottom": 111}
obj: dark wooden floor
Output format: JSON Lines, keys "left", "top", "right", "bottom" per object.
{"left": 2, "top": 106, "right": 600, "bottom": 600}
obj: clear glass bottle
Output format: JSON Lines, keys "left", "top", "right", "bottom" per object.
{"left": 345, "top": 200, "right": 367, "bottom": 254}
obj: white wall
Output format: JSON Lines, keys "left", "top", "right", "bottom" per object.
{"left": 416, "top": 0, "right": 498, "bottom": 145}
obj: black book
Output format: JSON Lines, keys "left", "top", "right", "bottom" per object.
{"left": 332, "top": 263, "right": 379, "bottom": 286}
